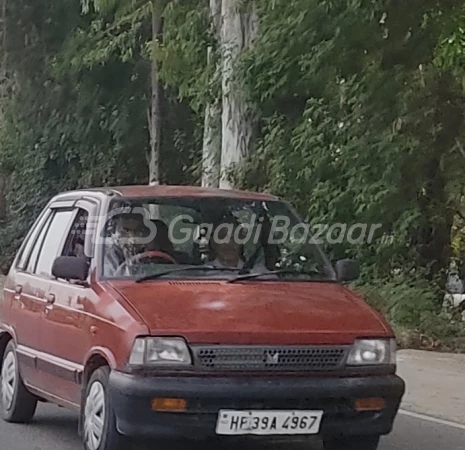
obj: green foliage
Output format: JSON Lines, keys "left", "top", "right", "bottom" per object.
{"left": 236, "top": 0, "right": 465, "bottom": 283}
{"left": 2, "top": 0, "right": 465, "bottom": 324}
{"left": 358, "top": 275, "right": 465, "bottom": 350}
{"left": 0, "top": 0, "right": 200, "bottom": 272}
{"left": 435, "top": 5, "right": 465, "bottom": 74}
{"left": 359, "top": 274, "right": 440, "bottom": 328}
{"left": 160, "top": 4, "right": 211, "bottom": 112}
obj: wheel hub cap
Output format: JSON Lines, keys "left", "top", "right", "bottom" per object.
{"left": 1, "top": 351, "right": 16, "bottom": 411}
{"left": 84, "top": 381, "right": 106, "bottom": 450}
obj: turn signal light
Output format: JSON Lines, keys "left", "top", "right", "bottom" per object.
{"left": 151, "top": 397, "right": 187, "bottom": 412}
{"left": 354, "top": 397, "right": 386, "bottom": 412}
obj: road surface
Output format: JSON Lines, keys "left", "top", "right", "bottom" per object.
{"left": 0, "top": 404, "right": 463, "bottom": 450}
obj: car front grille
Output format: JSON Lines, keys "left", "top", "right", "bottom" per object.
{"left": 191, "top": 345, "right": 349, "bottom": 372}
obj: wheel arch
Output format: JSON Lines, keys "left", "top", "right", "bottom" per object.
{"left": 79, "top": 350, "right": 114, "bottom": 436}
{"left": 0, "top": 330, "right": 13, "bottom": 369}
{"left": 82, "top": 348, "right": 116, "bottom": 389}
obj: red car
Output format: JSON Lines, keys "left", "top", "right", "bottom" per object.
{"left": 0, "top": 185, "right": 404, "bottom": 450}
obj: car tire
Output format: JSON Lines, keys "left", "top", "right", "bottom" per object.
{"left": 1, "top": 340, "right": 38, "bottom": 423}
{"left": 82, "top": 366, "right": 129, "bottom": 450}
{"left": 323, "top": 435, "right": 380, "bottom": 450}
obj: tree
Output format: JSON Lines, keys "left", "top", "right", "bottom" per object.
{"left": 82, "top": 0, "right": 164, "bottom": 185}
{"left": 219, "top": 0, "right": 258, "bottom": 189}
{"left": 201, "top": 0, "right": 221, "bottom": 188}
{"left": 160, "top": 0, "right": 259, "bottom": 189}
{"left": 148, "top": 0, "right": 163, "bottom": 185}
{"left": 1, "top": 0, "right": 465, "bottom": 291}
{"left": 236, "top": 0, "right": 463, "bottom": 285}
{"left": 0, "top": 0, "right": 9, "bottom": 221}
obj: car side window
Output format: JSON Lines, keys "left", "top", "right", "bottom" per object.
{"left": 34, "top": 209, "right": 75, "bottom": 277}
{"left": 62, "top": 209, "right": 89, "bottom": 258}
{"left": 17, "top": 228, "right": 38, "bottom": 270}
{"left": 26, "top": 213, "right": 54, "bottom": 273}
{"left": 16, "top": 210, "right": 50, "bottom": 271}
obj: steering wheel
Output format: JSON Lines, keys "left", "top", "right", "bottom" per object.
{"left": 114, "top": 250, "right": 178, "bottom": 276}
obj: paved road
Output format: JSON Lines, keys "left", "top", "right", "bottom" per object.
{"left": 0, "top": 404, "right": 463, "bottom": 450}
{"left": 397, "top": 350, "right": 465, "bottom": 424}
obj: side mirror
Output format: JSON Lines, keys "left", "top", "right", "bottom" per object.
{"left": 336, "top": 259, "right": 360, "bottom": 282}
{"left": 52, "top": 256, "right": 89, "bottom": 282}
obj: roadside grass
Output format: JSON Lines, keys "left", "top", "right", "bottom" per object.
{"left": 357, "top": 276, "right": 465, "bottom": 353}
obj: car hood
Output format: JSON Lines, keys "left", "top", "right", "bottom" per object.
{"left": 108, "top": 280, "right": 391, "bottom": 345}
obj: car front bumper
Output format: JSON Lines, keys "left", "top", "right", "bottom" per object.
{"left": 109, "top": 371, "right": 405, "bottom": 440}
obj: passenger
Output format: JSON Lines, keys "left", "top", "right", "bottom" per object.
{"left": 208, "top": 219, "right": 268, "bottom": 272}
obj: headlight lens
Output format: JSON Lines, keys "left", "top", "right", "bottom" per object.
{"left": 128, "top": 337, "right": 192, "bottom": 366}
{"left": 347, "top": 339, "right": 396, "bottom": 366}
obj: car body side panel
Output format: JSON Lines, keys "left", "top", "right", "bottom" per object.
{"left": 4, "top": 270, "right": 47, "bottom": 388}
{"left": 36, "top": 273, "right": 149, "bottom": 405}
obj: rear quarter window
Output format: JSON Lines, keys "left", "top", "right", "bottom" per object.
{"left": 16, "top": 209, "right": 50, "bottom": 271}
{"left": 34, "top": 209, "right": 75, "bottom": 277}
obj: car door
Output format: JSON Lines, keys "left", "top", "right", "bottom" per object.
{"left": 8, "top": 204, "right": 76, "bottom": 390}
{"left": 4, "top": 206, "right": 52, "bottom": 388}
{"left": 38, "top": 200, "right": 100, "bottom": 407}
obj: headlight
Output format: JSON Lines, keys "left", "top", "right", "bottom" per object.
{"left": 128, "top": 337, "right": 192, "bottom": 366}
{"left": 347, "top": 339, "right": 396, "bottom": 366}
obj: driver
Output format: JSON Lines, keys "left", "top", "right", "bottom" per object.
{"left": 103, "top": 212, "right": 148, "bottom": 276}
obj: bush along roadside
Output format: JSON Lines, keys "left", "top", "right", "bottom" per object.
{"left": 356, "top": 275, "right": 465, "bottom": 353}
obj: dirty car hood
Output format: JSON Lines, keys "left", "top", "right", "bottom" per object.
{"left": 108, "top": 280, "right": 391, "bottom": 345}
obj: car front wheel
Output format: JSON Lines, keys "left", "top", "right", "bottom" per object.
{"left": 323, "top": 435, "right": 380, "bottom": 450}
{"left": 1, "top": 340, "right": 38, "bottom": 423}
{"left": 82, "top": 366, "right": 128, "bottom": 450}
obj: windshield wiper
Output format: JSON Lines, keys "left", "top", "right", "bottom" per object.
{"left": 238, "top": 244, "right": 263, "bottom": 275}
{"left": 136, "top": 266, "right": 243, "bottom": 283}
{"left": 228, "top": 269, "right": 334, "bottom": 284}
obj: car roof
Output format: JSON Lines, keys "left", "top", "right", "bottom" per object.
{"left": 54, "top": 185, "right": 280, "bottom": 202}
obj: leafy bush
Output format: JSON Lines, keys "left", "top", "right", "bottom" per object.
{"left": 357, "top": 275, "right": 465, "bottom": 351}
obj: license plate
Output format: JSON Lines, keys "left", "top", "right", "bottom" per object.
{"left": 216, "top": 410, "right": 323, "bottom": 435}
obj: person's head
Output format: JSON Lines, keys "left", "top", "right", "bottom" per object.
{"left": 210, "top": 217, "right": 245, "bottom": 265}
{"left": 109, "top": 212, "right": 148, "bottom": 254}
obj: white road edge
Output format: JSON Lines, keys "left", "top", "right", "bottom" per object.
{"left": 399, "top": 410, "right": 465, "bottom": 431}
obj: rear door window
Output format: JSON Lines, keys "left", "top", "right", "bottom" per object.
{"left": 26, "top": 213, "right": 54, "bottom": 273}
{"left": 16, "top": 210, "right": 51, "bottom": 271}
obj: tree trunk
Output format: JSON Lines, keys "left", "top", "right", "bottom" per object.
{"left": 148, "top": 1, "right": 162, "bottom": 186}
{"left": 202, "top": 89, "right": 221, "bottom": 187}
{"left": 413, "top": 75, "right": 462, "bottom": 294}
{"left": 0, "top": 175, "right": 6, "bottom": 221}
{"left": 201, "top": 0, "right": 222, "bottom": 188}
{"left": 1, "top": 0, "right": 6, "bottom": 82}
{"left": 0, "top": 0, "right": 8, "bottom": 221}
{"left": 416, "top": 160, "right": 453, "bottom": 280}
{"left": 219, "top": 0, "right": 258, "bottom": 189}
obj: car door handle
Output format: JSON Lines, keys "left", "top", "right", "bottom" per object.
{"left": 14, "top": 285, "right": 22, "bottom": 300}
{"left": 46, "top": 293, "right": 56, "bottom": 305}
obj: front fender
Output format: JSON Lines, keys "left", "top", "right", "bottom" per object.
{"left": 0, "top": 323, "right": 17, "bottom": 345}
{"left": 83, "top": 346, "right": 118, "bottom": 371}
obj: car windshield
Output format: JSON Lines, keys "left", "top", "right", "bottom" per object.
{"left": 100, "top": 196, "right": 335, "bottom": 281}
